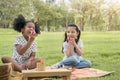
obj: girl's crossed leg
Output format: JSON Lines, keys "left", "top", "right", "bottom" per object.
{"left": 1, "top": 55, "right": 40, "bottom": 72}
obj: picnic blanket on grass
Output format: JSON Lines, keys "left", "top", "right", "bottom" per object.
{"left": 1, "top": 65, "right": 113, "bottom": 80}
{"left": 71, "top": 68, "right": 114, "bottom": 80}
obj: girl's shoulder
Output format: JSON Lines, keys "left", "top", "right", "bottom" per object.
{"left": 78, "top": 39, "right": 83, "bottom": 47}
{"left": 15, "top": 35, "right": 25, "bottom": 42}
{"left": 62, "top": 41, "right": 68, "bottom": 46}
{"left": 63, "top": 41, "right": 67, "bottom": 44}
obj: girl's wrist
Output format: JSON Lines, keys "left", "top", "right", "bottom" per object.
{"left": 28, "top": 39, "right": 34, "bottom": 43}
{"left": 69, "top": 45, "right": 74, "bottom": 50}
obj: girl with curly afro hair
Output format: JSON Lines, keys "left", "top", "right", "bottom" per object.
{"left": 1, "top": 15, "right": 43, "bottom": 72}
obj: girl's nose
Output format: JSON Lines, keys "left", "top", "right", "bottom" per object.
{"left": 29, "top": 28, "right": 34, "bottom": 32}
{"left": 30, "top": 27, "right": 33, "bottom": 29}
{"left": 69, "top": 32, "right": 72, "bottom": 35}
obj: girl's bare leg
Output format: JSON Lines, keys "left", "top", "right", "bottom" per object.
{"left": 1, "top": 55, "right": 23, "bottom": 72}
{"left": 26, "top": 58, "right": 41, "bottom": 69}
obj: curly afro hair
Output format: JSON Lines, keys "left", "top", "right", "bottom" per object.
{"left": 34, "top": 22, "right": 41, "bottom": 34}
{"left": 13, "top": 14, "right": 40, "bottom": 34}
{"left": 13, "top": 14, "right": 26, "bottom": 32}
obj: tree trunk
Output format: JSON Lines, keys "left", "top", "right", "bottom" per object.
{"left": 80, "top": 17, "right": 84, "bottom": 31}
{"left": 108, "top": 14, "right": 112, "bottom": 31}
{"left": 46, "top": 20, "right": 50, "bottom": 32}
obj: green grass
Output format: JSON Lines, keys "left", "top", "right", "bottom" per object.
{"left": 0, "top": 28, "right": 120, "bottom": 80}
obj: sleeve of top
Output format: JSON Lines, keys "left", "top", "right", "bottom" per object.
{"left": 62, "top": 42, "right": 69, "bottom": 53}
{"left": 14, "top": 36, "right": 23, "bottom": 45}
{"left": 31, "top": 42, "right": 37, "bottom": 53}
{"left": 78, "top": 40, "right": 83, "bottom": 48}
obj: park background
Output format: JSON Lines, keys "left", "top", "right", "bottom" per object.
{"left": 0, "top": 0, "right": 120, "bottom": 80}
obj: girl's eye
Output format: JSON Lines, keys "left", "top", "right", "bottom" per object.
{"left": 67, "top": 31, "right": 70, "bottom": 33}
{"left": 28, "top": 26, "right": 31, "bottom": 28}
{"left": 71, "top": 31, "right": 74, "bottom": 33}
{"left": 27, "top": 26, "right": 35, "bottom": 29}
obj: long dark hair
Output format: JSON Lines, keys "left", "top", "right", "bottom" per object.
{"left": 62, "top": 24, "right": 81, "bottom": 53}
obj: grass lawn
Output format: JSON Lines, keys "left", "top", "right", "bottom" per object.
{"left": 0, "top": 28, "right": 120, "bottom": 80}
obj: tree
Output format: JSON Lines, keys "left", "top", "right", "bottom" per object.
{"left": 70, "top": 0, "right": 89, "bottom": 31}
{"left": 0, "top": 0, "right": 19, "bottom": 28}
{"left": 103, "top": 2, "right": 120, "bottom": 30}
{"left": 0, "top": 0, "right": 35, "bottom": 28}
{"left": 70, "top": 0, "right": 106, "bottom": 31}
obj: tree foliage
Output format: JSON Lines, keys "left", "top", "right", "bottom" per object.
{"left": 0, "top": 0, "right": 120, "bottom": 31}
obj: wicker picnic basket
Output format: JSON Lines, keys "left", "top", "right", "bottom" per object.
{"left": 0, "top": 63, "right": 12, "bottom": 80}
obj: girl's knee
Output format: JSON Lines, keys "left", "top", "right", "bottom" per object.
{"left": 65, "top": 56, "right": 79, "bottom": 65}
{"left": 86, "top": 60, "right": 92, "bottom": 67}
{"left": 75, "top": 60, "right": 92, "bottom": 68}
{"left": 1, "top": 55, "right": 10, "bottom": 63}
{"left": 69, "top": 56, "right": 78, "bottom": 61}
{"left": 1, "top": 55, "right": 7, "bottom": 62}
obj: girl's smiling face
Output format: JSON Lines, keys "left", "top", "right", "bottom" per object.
{"left": 66, "top": 27, "right": 79, "bottom": 39}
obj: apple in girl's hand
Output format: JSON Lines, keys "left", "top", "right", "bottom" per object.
{"left": 30, "top": 29, "right": 36, "bottom": 35}
{"left": 67, "top": 36, "right": 75, "bottom": 42}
